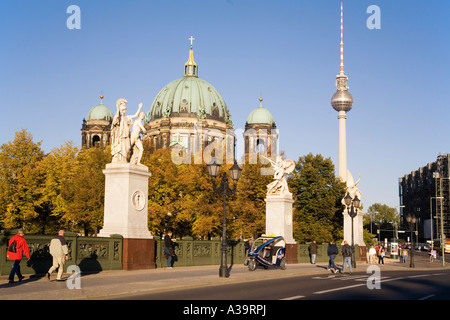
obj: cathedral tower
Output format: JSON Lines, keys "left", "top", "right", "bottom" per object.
{"left": 244, "top": 97, "right": 277, "bottom": 161}
{"left": 81, "top": 94, "right": 114, "bottom": 148}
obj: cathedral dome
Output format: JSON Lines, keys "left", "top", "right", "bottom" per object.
{"left": 87, "top": 101, "right": 114, "bottom": 121}
{"left": 246, "top": 98, "right": 275, "bottom": 125}
{"left": 146, "top": 39, "right": 232, "bottom": 126}
{"left": 147, "top": 76, "right": 231, "bottom": 124}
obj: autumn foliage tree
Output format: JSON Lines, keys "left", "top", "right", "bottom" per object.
{"left": 1, "top": 130, "right": 348, "bottom": 242}
{"left": 142, "top": 149, "right": 222, "bottom": 239}
{"left": 228, "top": 158, "right": 273, "bottom": 239}
{"left": 0, "top": 131, "right": 110, "bottom": 235}
{"left": 60, "top": 146, "right": 111, "bottom": 235}
{"left": 0, "top": 130, "right": 45, "bottom": 233}
{"left": 289, "top": 153, "right": 347, "bottom": 243}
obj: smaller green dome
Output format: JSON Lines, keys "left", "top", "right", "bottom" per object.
{"left": 246, "top": 98, "right": 275, "bottom": 125}
{"left": 87, "top": 103, "right": 114, "bottom": 121}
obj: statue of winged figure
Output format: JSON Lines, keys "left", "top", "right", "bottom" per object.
{"left": 261, "top": 154, "right": 295, "bottom": 196}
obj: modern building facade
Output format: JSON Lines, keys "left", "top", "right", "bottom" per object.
{"left": 398, "top": 153, "right": 450, "bottom": 242}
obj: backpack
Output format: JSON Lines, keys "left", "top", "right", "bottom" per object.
{"left": 343, "top": 245, "right": 352, "bottom": 256}
{"left": 8, "top": 240, "right": 17, "bottom": 253}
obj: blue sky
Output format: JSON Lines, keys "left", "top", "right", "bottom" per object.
{"left": 0, "top": 0, "right": 449, "bottom": 211}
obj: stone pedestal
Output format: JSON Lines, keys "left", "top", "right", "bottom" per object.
{"left": 265, "top": 193, "right": 297, "bottom": 263}
{"left": 99, "top": 163, "right": 152, "bottom": 239}
{"left": 342, "top": 210, "right": 365, "bottom": 247}
{"left": 99, "top": 163, "right": 154, "bottom": 270}
{"left": 285, "top": 243, "right": 298, "bottom": 264}
{"left": 123, "top": 238, "right": 155, "bottom": 270}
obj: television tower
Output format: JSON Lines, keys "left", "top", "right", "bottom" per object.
{"left": 331, "top": 1, "right": 353, "bottom": 184}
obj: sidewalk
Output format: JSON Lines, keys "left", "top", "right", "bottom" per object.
{"left": 1, "top": 254, "right": 448, "bottom": 300}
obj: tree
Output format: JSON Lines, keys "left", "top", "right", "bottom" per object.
{"left": 0, "top": 130, "right": 45, "bottom": 232}
{"left": 366, "top": 203, "right": 400, "bottom": 225}
{"left": 61, "top": 146, "right": 111, "bottom": 235}
{"left": 143, "top": 149, "right": 200, "bottom": 237}
{"left": 366, "top": 203, "right": 400, "bottom": 241}
{"left": 38, "top": 141, "right": 79, "bottom": 234}
{"left": 289, "top": 153, "right": 347, "bottom": 243}
{"left": 142, "top": 149, "right": 273, "bottom": 240}
{"left": 228, "top": 158, "right": 273, "bottom": 239}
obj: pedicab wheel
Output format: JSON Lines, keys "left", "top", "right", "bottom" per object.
{"left": 248, "top": 259, "right": 257, "bottom": 271}
{"left": 280, "top": 259, "right": 286, "bottom": 270}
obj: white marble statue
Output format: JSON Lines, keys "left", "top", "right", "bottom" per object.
{"left": 130, "top": 112, "right": 147, "bottom": 165}
{"left": 110, "top": 98, "right": 143, "bottom": 164}
{"left": 342, "top": 171, "right": 362, "bottom": 207}
{"left": 341, "top": 170, "right": 365, "bottom": 246}
{"left": 263, "top": 154, "right": 295, "bottom": 196}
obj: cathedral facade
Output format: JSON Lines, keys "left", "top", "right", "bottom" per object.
{"left": 81, "top": 38, "right": 278, "bottom": 163}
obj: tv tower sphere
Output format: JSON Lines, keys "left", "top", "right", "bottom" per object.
{"left": 331, "top": 84, "right": 353, "bottom": 112}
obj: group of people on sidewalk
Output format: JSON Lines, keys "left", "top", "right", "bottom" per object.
{"left": 308, "top": 240, "right": 429, "bottom": 273}
{"left": 308, "top": 240, "right": 354, "bottom": 274}
{"left": 6, "top": 228, "right": 178, "bottom": 284}
{"left": 368, "top": 245, "right": 386, "bottom": 264}
{"left": 6, "top": 229, "right": 69, "bottom": 283}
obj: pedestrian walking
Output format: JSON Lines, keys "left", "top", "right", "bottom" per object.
{"left": 377, "top": 246, "right": 385, "bottom": 265}
{"left": 244, "top": 236, "right": 254, "bottom": 266}
{"left": 6, "top": 229, "right": 30, "bottom": 283}
{"left": 341, "top": 241, "right": 352, "bottom": 274}
{"left": 47, "top": 230, "right": 69, "bottom": 281}
{"left": 402, "top": 247, "right": 408, "bottom": 263}
{"left": 308, "top": 240, "right": 318, "bottom": 264}
{"left": 327, "top": 240, "right": 339, "bottom": 273}
{"left": 164, "top": 230, "right": 175, "bottom": 268}
{"left": 369, "top": 245, "right": 377, "bottom": 264}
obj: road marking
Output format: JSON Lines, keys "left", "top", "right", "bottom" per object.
{"left": 311, "top": 272, "right": 450, "bottom": 296}
{"left": 314, "top": 276, "right": 407, "bottom": 295}
{"left": 418, "top": 294, "right": 435, "bottom": 300}
{"left": 407, "top": 274, "right": 431, "bottom": 278}
{"left": 314, "top": 283, "right": 365, "bottom": 294}
{"left": 311, "top": 275, "right": 336, "bottom": 279}
{"left": 378, "top": 276, "right": 407, "bottom": 283}
{"left": 280, "top": 295, "right": 305, "bottom": 300}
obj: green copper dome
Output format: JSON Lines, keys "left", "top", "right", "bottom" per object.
{"left": 246, "top": 98, "right": 275, "bottom": 125}
{"left": 87, "top": 103, "right": 114, "bottom": 121}
{"left": 146, "top": 42, "right": 232, "bottom": 125}
{"left": 147, "top": 76, "right": 231, "bottom": 124}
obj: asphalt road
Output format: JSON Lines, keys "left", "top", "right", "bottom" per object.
{"left": 109, "top": 268, "right": 450, "bottom": 300}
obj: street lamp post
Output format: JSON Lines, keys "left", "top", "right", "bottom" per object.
{"left": 207, "top": 159, "right": 242, "bottom": 278}
{"left": 344, "top": 193, "right": 360, "bottom": 268}
{"left": 406, "top": 214, "right": 416, "bottom": 268}
{"left": 395, "top": 205, "right": 405, "bottom": 241}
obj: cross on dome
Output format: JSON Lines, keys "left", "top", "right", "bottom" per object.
{"left": 185, "top": 36, "right": 198, "bottom": 77}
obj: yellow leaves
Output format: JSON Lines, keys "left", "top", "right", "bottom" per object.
{"left": 0, "top": 130, "right": 45, "bottom": 231}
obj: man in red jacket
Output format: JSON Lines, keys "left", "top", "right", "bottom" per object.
{"left": 6, "top": 229, "right": 30, "bottom": 283}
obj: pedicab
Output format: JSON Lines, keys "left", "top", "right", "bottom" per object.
{"left": 247, "top": 235, "right": 286, "bottom": 271}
